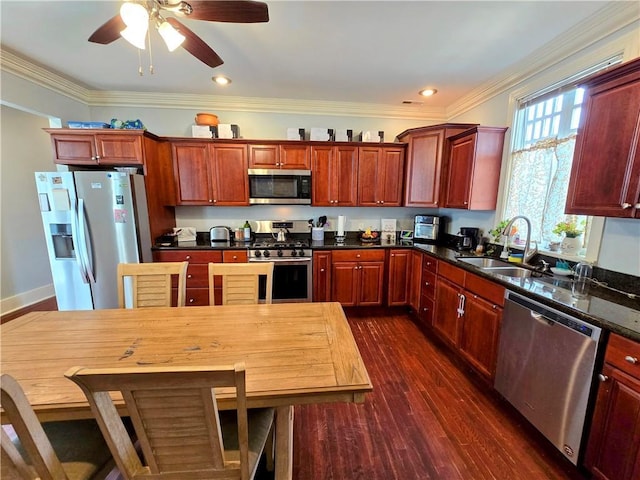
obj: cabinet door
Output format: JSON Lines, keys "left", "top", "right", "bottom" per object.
{"left": 357, "top": 146, "right": 380, "bottom": 206}
{"left": 280, "top": 144, "right": 311, "bottom": 169}
{"left": 402, "top": 129, "right": 444, "bottom": 207}
{"left": 172, "top": 143, "right": 213, "bottom": 204}
{"left": 586, "top": 364, "right": 640, "bottom": 480}
{"left": 566, "top": 61, "right": 640, "bottom": 217}
{"left": 334, "top": 146, "right": 358, "bottom": 206}
{"left": 248, "top": 144, "right": 278, "bottom": 168}
{"left": 434, "top": 277, "right": 461, "bottom": 347}
{"left": 444, "top": 133, "right": 474, "bottom": 208}
{"left": 211, "top": 144, "right": 249, "bottom": 205}
{"left": 379, "top": 146, "right": 404, "bottom": 206}
{"left": 388, "top": 250, "right": 410, "bottom": 306}
{"left": 408, "top": 250, "right": 423, "bottom": 311}
{"left": 359, "top": 261, "right": 385, "bottom": 306}
{"left": 50, "top": 133, "right": 97, "bottom": 164}
{"left": 331, "top": 261, "right": 359, "bottom": 306}
{"left": 311, "top": 146, "right": 333, "bottom": 206}
{"left": 95, "top": 133, "right": 143, "bottom": 165}
{"left": 459, "top": 293, "right": 502, "bottom": 379}
{"left": 313, "top": 251, "right": 332, "bottom": 302}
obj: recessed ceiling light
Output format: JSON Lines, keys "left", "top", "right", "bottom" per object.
{"left": 419, "top": 88, "right": 438, "bottom": 97}
{"left": 212, "top": 75, "right": 232, "bottom": 86}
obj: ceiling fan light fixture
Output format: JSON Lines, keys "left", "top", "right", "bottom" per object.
{"left": 120, "top": 25, "right": 148, "bottom": 49}
{"left": 419, "top": 88, "right": 438, "bottom": 97}
{"left": 158, "top": 21, "right": 185, "bottom": 51}
{"left": 120, "top": 2, "right": 149, "bottom": 27}
{"left": 212, "top": 75, "right": 232, "bottom": 86}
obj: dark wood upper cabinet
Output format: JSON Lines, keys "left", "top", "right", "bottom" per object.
{"left": 311, "top": 145, "right": 358, "bottom": 206}
{"left": 565, "top": 57, "right": 640, "bottom": 218}
{"left": 357, "top": 145, "right": 405, "bottom": 206}
{"left": 248, "top": 142, "right": 311, "bottom": 169}
{"left": 397, "top": 124, "right": 478, "bottom": 207}
{"left": 442, "top": 126, "right": 507, "bottom": 210}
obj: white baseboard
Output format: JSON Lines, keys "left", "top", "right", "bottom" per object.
{"left": 0, "top": 284, "right": 55, "bottom": 315}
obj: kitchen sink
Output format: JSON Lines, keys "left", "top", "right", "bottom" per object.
{"left": 457, "top": 256, "right": 533, "bottom": 278}
{"left": 457, "top": 257, "right": 513, "bottom": 268}
{"left": 481, "top": 266, "right": 532, "bottom": 278}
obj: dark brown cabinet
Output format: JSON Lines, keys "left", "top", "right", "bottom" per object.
{"left": 418, "top": 254, "right": 438, "bottom": 329}
{"left": 357, "top": 146, "right": 405, "bottom": 206}
{"left": 408, "top": 250, "right": 423, "bottom": 313}
{"left": 331, "top": 250, "right": 385, "bottom": 306}
{"left": 397, "top": 124, "right": 477, "bottom": 207}
{"left": 442, "top": 126, "right": 507, "bottom": 210}
{"left": 311, "top": 145, "right": 358, "bottom": 206}
{"left": 434, "top": 262, "right": 504, "bottom": 380}
{"left": 387, "top": 249, "right": 411, "bottom": 306}
{"left": 46, "top": 129, "right": 145, "bottom": 166}
{"left": 586, "top": 333, "right": 640, "bottom": 480}
{"left": 566, "top": 57, "right": 640, "bottom": 218}
{"left": 153, "top": 250, "right": 223, "bottom": 306}
{"left": 313, "top": 251, "right": 332, "bottom": 302}
{"left": 248, "top": 143, "right": 311, "bottom": 169}
{"left": 172, "top": 141, "right": 249, "bottom": 206}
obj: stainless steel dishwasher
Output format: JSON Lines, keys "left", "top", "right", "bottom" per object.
{"left": 494, "top": 290, "right": 602, "bottom": 465}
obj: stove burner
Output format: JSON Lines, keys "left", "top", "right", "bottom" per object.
{"left": 248, "top": 238, "right": 311, "bottom": 259}
{"left": 251, "top": 240, "right": 310, "bottom": 249}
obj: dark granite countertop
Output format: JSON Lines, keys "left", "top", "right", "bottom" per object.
{"left": 152, "top": 235, "right": 640, "bottom": 342}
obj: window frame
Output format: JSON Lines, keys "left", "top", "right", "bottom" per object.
{"left": 497, "top": 55, "right": 622, "bottom": 263}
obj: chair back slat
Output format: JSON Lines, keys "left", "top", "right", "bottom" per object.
{"left": 117, "top": 262, "right": 188, "bottom": 308}
{"left": 208, "top": 263, "right": 274, "bottom": 305}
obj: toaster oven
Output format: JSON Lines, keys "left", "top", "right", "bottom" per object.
{"left": 414, "top": 215, "right": 442, "bottom": 242}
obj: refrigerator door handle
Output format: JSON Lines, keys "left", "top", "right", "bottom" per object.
{"left": 70, "top": 197, "right": 89, "bottom": 283}
{"left": 76, "top": 198, "right": 96, "bottom": 284}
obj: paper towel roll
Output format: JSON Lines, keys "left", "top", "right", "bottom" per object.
{"left": 337, "top": 216, "right": 345, "bottom": 236}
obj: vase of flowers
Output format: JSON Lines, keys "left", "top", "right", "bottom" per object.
{"left": 553, "top": 219, "right": 585, "bottom": 253}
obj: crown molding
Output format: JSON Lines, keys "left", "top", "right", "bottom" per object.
{"left": 446, "top": 2, "right": 640, "bottom": 119}
{"left": 0, "top": 48, "right": 91, "bottom": 103}
{"left": 86, "top": 90, "right": 446, "bottom": 121}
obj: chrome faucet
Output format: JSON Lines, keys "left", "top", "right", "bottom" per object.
{"left": 500, "top": 215, "right": 538, "bottom": 265}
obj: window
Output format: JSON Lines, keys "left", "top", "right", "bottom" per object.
{"left": 501, "top": 58, "right": 620, "bottom": 260}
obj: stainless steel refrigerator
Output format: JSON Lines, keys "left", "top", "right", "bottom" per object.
{"left": 35, "top": 171, "right": 152, "bottom": 310}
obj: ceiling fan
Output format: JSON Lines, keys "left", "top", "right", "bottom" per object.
{"left": 88, "top": 0, "right": 269, "bottom": 69}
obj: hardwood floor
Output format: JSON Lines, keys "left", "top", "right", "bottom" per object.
{"left": 286, "top": 307, "right": 589, "bottom": 480}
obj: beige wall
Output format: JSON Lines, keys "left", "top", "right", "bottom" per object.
{"left": 0, "top": 105, "right": 55, "bottom": 312}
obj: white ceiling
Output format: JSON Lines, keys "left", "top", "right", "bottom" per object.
{"left": 0, "top": 1, "right": 623, "bottom": 110}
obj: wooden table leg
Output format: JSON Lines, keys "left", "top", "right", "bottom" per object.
{"left": 274, "top": 405, "right": 294, "bottom": 480}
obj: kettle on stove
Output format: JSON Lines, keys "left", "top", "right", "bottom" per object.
{"left": 272, "top": 228, "right": 288, "bottom": 242}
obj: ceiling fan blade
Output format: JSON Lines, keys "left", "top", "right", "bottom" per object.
{"left": 166, "top": 17, "right": 224, "bottom": 68}
{"left": 183, "top": 0, "right": 269, "bottom": 23}
{"left": 88, "top": 15, "right": 126, "bottom": 44}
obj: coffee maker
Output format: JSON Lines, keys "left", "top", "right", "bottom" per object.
{"left": 457, "top": 227, "right": 479, "bottom": 251}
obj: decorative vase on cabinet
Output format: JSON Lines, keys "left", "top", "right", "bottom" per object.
{"left": 561, "top": 235, "right": 583, "bottom": 254}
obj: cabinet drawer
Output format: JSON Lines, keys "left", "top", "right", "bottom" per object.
{"left": 464, "top": 272, "right": 505, "bottom": 307}
{"left": 438, "top": 261, "right": 465, "bottom": 284}
{"left": 223, "top": 250, "right": 248, "bottom": 262}
{"left": 606, "top": 333, "right": 640, "bottom": 379}
{"left": 421, "top": 270, "right": 437, "bottom": 299}
{"left": 332, "top": 249, "right": 385, "bottom": 262}
{"left": 184, "top": 287, "right": 211, "bottom": 307}
{"left": 423, "top": 254, "right": 438, "bottom": 273}
{"left": 154, "top": 250, "right": 223, "bottom": 264}
{"left": 419, "top": 296, "right": 435, "bottom": 326}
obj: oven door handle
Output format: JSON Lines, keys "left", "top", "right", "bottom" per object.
{"left": 249, "top": 257, "right": 311, "bottom": 263}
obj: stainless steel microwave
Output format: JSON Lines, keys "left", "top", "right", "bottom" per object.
{"left": 248, "top": 169, "right": 312, "bottom": 205}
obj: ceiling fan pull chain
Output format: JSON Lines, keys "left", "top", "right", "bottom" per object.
{"left": 148, "top": 29, "right": 155, "bottom": 74}
{"left": 137, "top": 48, "right": 143, "bottom": 76}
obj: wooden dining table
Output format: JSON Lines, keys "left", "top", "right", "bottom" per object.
{"left": 1, "top": 301, "right": 372, "bottom": 480}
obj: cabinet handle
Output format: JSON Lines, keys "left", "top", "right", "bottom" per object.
{"left": 356, "top": 254, "right": 361, "bottom": 258}
{"left": 232, "top": 255, "right": 237, "bottom": 260}
{"left": 187, "top": 274, "right": 192, "bottom": 279}
{"left": 391, "top": 254, "right": 395, "bottom": 257}
{"left": 423, "top": 307, "right": 429, "bottom": 312}
{"left": 209, "top": 199, "right": 213, "bottom": 203}
{"left": 492, "top": 304, "right": 498, "bottom": 310}
{"left": 185, "top": 255, "right": 191, "bottom": 260}
{"left": 320, "top": 268, "right": 325, "bottom": 272}
{"left": 189, "top": 298, "right": 195, "bottom": 304}
{"left": 598, "top": 374, "right": 609, "bottom": 382}
{"left": 463, "top": 201, "right": 468, "bottom": 205}
{"left": 424, "top": 281, "right": 429, "bottom": 286}
{"left": 624, "top": 355, "right": 638, "bottom": 364}
{"left": 621, "top": 202, "right": 632, "bottom": 209}
{"left": 95, "top": 155, "right": 101, "bottom": 161}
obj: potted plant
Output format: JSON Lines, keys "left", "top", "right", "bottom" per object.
{"left": 489, "top": 219, "right": 511, "bottom": 243}
{"left": 553, "top": 218, "right": 585, "bottom": 253}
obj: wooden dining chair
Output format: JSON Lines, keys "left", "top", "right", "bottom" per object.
{"left": 208, "top": 262, "right": 274, "bottom": 305}
{"left": 117, "top": 261, "right": 188, "bottom": 308}
{"left": 0, "top": 373, "right": 115, "bottom": 480}
{"left": 65, "top": 363, "right": 275, "bottom": 480}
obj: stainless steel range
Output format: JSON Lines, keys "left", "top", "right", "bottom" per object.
{"left": 248, "top": 220, "right": 312, "bottom": 303}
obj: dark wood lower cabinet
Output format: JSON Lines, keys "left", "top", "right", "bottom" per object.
{"left": 387, "top": 249, "right": 411, "bottom": 306}
{"left": 586, "top": 334, "right": 640, "bottom": 480}
{"left": 312, "top": 251, "right": 332, "bottom": 302}
{"left": 330, "top": 250, "right": 385, "bottom": 307}
{"left": 434, "top": 276, "right": 462, "bottom": 347}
